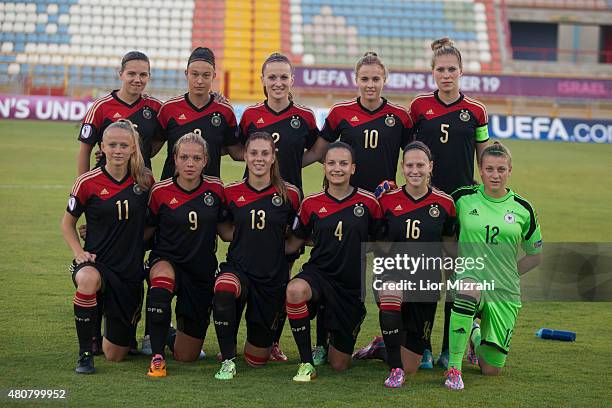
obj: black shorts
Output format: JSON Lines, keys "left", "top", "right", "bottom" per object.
{"left": 70, "top": 260, "right": 144, "bottom": 347}
{"left": 401, "top": 301, "right": 437, "bottom": 355}
{"left": 295, "top": 267, "right": 366, "bottom": 355}
{"left": 147, "top": 256, "right": 215, "bottom": 339}
{"left": 218, "top": 261, "right": 286, "bottom": 348}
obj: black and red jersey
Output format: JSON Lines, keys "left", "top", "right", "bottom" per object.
{"left": 157, "top": 94, "right": 239, "bottom": 179}
{"left": 239, "top": 101, "right": 319, "bottom": 191}
{"left": 67, "top": 167, "right": 149, "bottom": 282}
{"left": 409, "top": 91, "right": 489, "bottom": 194}
{"left": 293, "top": 188, "right": 383, "bottom": 292}
{"left": 78, "top": 90, "right": 162, "bottom": 170}
{"left": 224, "top": 180, "right": 301, "bottom": 288}
{"left": 321, "top": 97, "right": 413, "bottom": 192}
{"left": 379, "top": 187, "right": 456, "bottom": 242}
{"left": 378, "top": 187, "right": 456, "bottom": 292}
{"left": 147, "top": 176, "right": 226, "bottom": 279}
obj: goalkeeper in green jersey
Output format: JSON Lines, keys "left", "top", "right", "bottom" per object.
{"left": 444, "top": 142, "right": 543, "bottom": 390}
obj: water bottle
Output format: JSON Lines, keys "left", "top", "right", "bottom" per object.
{"left": 535, "top": 328, "right": 576, "bottom": 341}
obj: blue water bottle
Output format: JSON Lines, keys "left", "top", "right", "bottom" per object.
{"left": 536, "top": 328, "right": 576, "bottom": 341}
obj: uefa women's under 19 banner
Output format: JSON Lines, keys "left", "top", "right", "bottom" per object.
{"left": 1, "top": 94, "right": 611, "bottom": 144}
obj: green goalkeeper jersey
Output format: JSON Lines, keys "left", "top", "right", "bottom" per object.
{"left": 451, "top": 184, "right": 543, "bottom": 301}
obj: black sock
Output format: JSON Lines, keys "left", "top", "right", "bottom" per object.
{"left": 214, "top": 291, "right": 237, "bottom": 360}
{"left": 380, "top": 309, "right": 403, "bottom": 369}
{"left": 147, "top": 286, "right": 173, "bottom": 357}
{"left": 74, "top": 292, "right": 98, "bottom": 355}
{"left": 287, "top": 301, "right": 313, "bottom": 364}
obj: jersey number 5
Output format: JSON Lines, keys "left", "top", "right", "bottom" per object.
{"left": 250, "top": 209, "right": 266, "bottom": 230}
{"left": 440, "top": 124, "right": 449, "bottom": 144}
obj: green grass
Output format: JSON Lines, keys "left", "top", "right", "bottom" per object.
{"left": 1, "top": 119, "right": 611, "bottom": 407}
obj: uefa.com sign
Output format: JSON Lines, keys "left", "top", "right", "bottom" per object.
{"left": 1, "top": 94, "right": 611, "bottom": 144}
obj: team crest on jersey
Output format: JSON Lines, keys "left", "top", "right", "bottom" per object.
{"left": 429, "top": 205, "right": 440, "bottom": 218}
{"left": 385, "top": 114, "right": 396, "bottom": 127}
{"left": 204, "top": 193, "right": 215, "bottom": 206}
{"left": 353, "top": 203, "right": 365, "bottom": 217}
{"left": 68, "top": 196, "right": 77, "bottom": 211}
{"left": 504, "top": 212, "right": 516, "bottom": 224}
{"left": 133, "top": 184, "right": 143, "bottom": 195}
{"left": 211, "top": 113, "right": 222, "bottom": 127}
{"left": 459, "top": 110, "right": 470, "bottom": 122}
{"left": 272, "top": 194, "right": 283, "bottom": 207}
{"left": 143, "top": 107, "right": 152, "bottom": 119}
{"left": 290, "top": 116, "right": 301, "bottom": 129}
{"left": 80, "top": 124, "right": 92, "bottom": 139}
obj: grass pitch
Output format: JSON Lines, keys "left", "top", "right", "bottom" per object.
{"left": 0, "top": 119, "right": 611, "bottom": 407}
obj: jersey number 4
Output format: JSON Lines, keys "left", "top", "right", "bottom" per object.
{"left": 334, "top": 221, "right": 343, "bottom": 241}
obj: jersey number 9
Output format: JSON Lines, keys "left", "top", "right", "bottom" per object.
{"left": 189, "top": 211, "right": 198, "bottom": 230}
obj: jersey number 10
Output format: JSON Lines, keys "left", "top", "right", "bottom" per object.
{"left": 363, "top": 129, "right": 378, "bottom": 149}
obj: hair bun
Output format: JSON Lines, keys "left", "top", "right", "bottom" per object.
{"left": 363, "top": 51, "right": 378, "bottom": 57}
{"left": 431, "top": 37, "right": 453, "bottom": 51}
